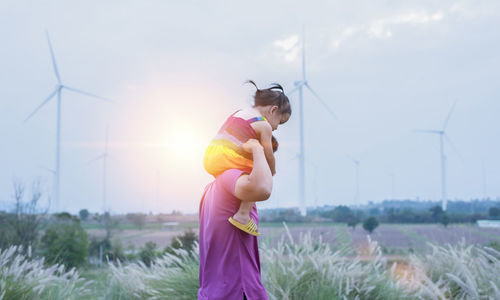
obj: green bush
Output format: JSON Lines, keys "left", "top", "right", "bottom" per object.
{"left": 440, "top": 213, "right": 450, "bottom": 227}
{"left": 138, "top": 241, "right": 160, "bottom": 267}
{"left": 346, "top": 217, "right": 359, "bottom": 229}
{"left": 165, "top": 229, "right": 198, "bottom": 255}
{"left": 40, "top": 213, "right": 88, "bottom": 268}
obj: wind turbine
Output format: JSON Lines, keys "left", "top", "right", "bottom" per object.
{"left": 347, "top": 156, "right": 360, "bottom": 205}
{"left": 24, "top": 31, "right": 112, "bottom": 212}
{"left": 88, "top": 126, "right": 110, "bottom": 213}
{"left": 288, "top": 29, "right": 336, "bottom": 216}
{"left": 414, "top": 101, "right": 458, "bottom": 211}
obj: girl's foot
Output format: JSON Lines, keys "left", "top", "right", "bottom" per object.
{"left": 232, "top": 211, "right": 250, "bottom": 225}
{"left": 228, "top": 215, "right": 260, "bottom": 236}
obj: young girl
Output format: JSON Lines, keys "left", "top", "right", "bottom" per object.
{"left": 203, "top": 80, "right": 291, "bottom": 236}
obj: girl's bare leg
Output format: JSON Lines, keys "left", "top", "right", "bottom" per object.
{"left": 232, "top": 201, "right": 255, "bottom": 224}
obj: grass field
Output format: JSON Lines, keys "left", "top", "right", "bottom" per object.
{"left": 87, "top": 221, "right": 500, "bottom": 254}
{"left": 4, "top": 222, "right": 500, "bottom": 299}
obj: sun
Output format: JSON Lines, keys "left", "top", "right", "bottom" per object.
{"left": 164, "top": 123, "right": 207, "bottom": 163}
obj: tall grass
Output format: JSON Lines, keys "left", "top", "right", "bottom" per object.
{"left": 261, "top": 223, "right": 411, "bottom": 299}
{"left": 0, "top": 246, "right": 90, "bottom": 300}
{"left": 261, "top": 225, "right": 500, "bottom": 299}
{"left": 105, "top": 246, "right": 199, "bottom": 300}
{"left": 2, "top": 224, "right": 500, "bottom": 299}
{"left": 408, "top": 241, "right": 500, "bottom": 299}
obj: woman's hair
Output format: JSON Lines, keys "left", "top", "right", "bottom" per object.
{"left": 247, "top": 80, "right": 292, "bottom": 116}
{"left": 271, "top": 135, "right": 279, "bottom": 153}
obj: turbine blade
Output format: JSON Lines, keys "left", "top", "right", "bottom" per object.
{"left": 24, "top": 88, "right": 58, "bottom": 122}
{"left": 346, "top": 154, "right": 359, "bottom": 164}
{"left": 413, "top": 129, "right": 441, "bottom": 134}
{"left": 287, "top": 84, "right": 301, "bottom": 96}
{"left": 304, "top": 158, "right": 318, "bottom": 170}
{"left": 302, "top": 26, "right": 306, "bottom": 81}
{"left": 46, "top": 31, "right": 61, "bottom": 84}
{"left": 444, "top": 134, "right": 465, "bottom": 164}
{"left": 86, "top": 154, "right": 106, "bottom": 165}
{"left": 304, "top": 82, "right": 337, "bottom": 119}
{"left": 443, "top": 100, "right": 458, "bottom": 131}
{"left": 38, "top": 165, "right": 55, "bottom": 174}
{"left": 63, "top": 86, "right": 114, "bottom": 103}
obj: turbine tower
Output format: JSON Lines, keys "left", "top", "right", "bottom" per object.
{"left": 88, "top": 126, "right": 110, "bottom": 213}
{"left": 351, "top": 157, "right": 360, "bottom": 205}
{"left": 288, "top": 29, "right": 336, "bottom": 216}
{"left": 24, "top": 31, "right": 112, "bottom": 212}
{"left": 415, "top": 101, "right": 458, "bottom": 211}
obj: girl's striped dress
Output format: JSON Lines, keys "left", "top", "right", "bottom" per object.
{"left": 204, "top": 112, "right": 267, "bottom": 177}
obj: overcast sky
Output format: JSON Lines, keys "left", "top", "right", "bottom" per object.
{"left": 1, "top": 0, "right": 499, "bottom": 214}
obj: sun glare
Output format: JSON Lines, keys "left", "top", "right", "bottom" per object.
{"left": 164, "top": 123, "right": 206, "bottom": 163}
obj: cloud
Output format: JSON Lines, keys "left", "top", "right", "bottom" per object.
{"left": 449, "top": 0, "right": 500, "bottom": 18}
{"left": 333, "top": 27, "right": 359, "bottom": 48}
{"left": 330, "top": 10, "right": 445, "bottom": 49}
{"left": 369, "top": 11, "right": 444, "bottom": 39}
{"left": 330, "top": 0, "right": 500, "bottom": 50}
{"left": 273, "top": 34, "right": 300, "bottom": 62}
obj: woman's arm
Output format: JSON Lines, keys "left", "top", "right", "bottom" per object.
{"left": 234, "top": 139, "right": 273, "bottom": 202}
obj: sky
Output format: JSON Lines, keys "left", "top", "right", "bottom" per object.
{"left": 1, "top": 0, "right": 499, "bottom": 214}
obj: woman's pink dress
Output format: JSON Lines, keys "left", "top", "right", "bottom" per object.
{"left": 198, "top": 169, "right": 268, "bottom": 300}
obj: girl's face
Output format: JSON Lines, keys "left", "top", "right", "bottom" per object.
{"left": 266, "top": 106, "right": 290, "bottom": 131}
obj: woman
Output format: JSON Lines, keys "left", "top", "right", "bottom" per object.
{"left": 198, "top": 139, "right": 273, "bottom": 300}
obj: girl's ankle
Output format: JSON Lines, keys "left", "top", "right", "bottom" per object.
{"left": 233, "top": 212, "right": 250, "bottom": 224}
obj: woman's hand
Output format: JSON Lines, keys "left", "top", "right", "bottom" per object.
{"left": 242, "top": 139, "right": 263, "bottom": 153}
{"left": 235, "top": 139, "right": 273, "bottom": 202}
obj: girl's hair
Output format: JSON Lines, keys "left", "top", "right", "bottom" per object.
{"left": 247, "top": 80, "right": 292, "bottom": 116}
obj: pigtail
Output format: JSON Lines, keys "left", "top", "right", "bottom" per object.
{"left": 246, "top": 80, "right": 260, "bottom": 92}
{"left": 269, "top": 83, "right": 284, "bottom": 93}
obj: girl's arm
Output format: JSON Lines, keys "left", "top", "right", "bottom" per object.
{"left": 234, "top": 139, "right": 273, "bottom": 202}
{"left": 252, "top": 121, "right": 276, "bottom": 175}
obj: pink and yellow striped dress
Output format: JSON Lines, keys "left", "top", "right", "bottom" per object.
{"left": 204, "top": 112, "right": 267, "bottom": 178}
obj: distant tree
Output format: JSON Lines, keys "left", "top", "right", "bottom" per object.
{"left": 489, "top": 207, "right": 500, "bottom": 219}
{"left": 332, "top": 206, "right": 353, "bottom": 223}
{"left": 347, "top": 217, "right": 359, "bottom": 230}
{"left": 96, "top": 211, "right": 121, "bottom": 239}
{"left": 79, "top": 209, "right": 89, "bottom": 222}
{"left": 369, "top": 207, "right": 380, "bottom": 216}
{"left": 41, "top": 213, "right": 88, "bottom": 268}
{"left": 440, "top": 213, "right": 450, "bottom": 228}
{"left": 0, "top": 179, "right": 46, "bottom": 252}
{"left": 429, "top": 205, "right": 444, "bottom": 222}
{"left": 171, "top": 210, "right": 183, "bottom": 216}
{"left": 127, "top": 213, "right": 147, "bottom": 230}
{"left": 386, "top": 207, "right": 397, "bottom": 222}
{"left": 88, "top": 236, "right": 126, "bottom": 263}
{"left": 362, "top": 217, "right": 379, "bottom": 234}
